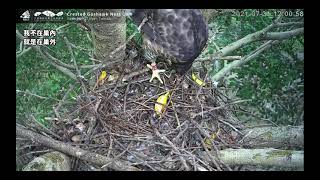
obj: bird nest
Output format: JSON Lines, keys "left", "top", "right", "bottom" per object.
{"left": 17, "top": 52, "right": 245, "bottom": 171}
{"left": 45, "top": 56, "right": 244, "bottom": 170}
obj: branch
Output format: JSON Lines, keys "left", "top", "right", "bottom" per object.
{"left": 43, "top": 50, "right": 100, "bottom": 69}
{"left": 154, "top": 128, "right": 190, "bottom": 170}
{"left": 16, "top": 125, "right": 141, "bottom": 171}
{"left": 64, "top": 36, "right": 80, "bottom": 75}
{"left": 200, "top": 148, "right": 304, "bottom": 169}
{"left": 16, "top": 89, "right": 61, "bottom": 102}
{"left": 276, "top": 22, "right": 304, "bottom": 27}
{"left": 207, "top": 16, "right": 302, "bottom": 59}
{"left": 16, "top": 29, "right": 99, "bottom": 70}
{"left": 208, "top": 22, "right": 303, "bottom": 82}
{"left": 190, "top": 99, "right": 250, "bottom": 120}
{"left": 64, "top": 36, "right": 89, "bottom": 94}
{"left": 16, "top": 30, "right": 78, "bottom": 80}
{"left": 214, "top": 17, "right": 281, "bottom": 57}
{"left": 196, "top": 56, "right": 242, "bottom": 62}
{"left": 54, "top": 84, "right": 75, "bottom": 118}
{"left": 211, "top": 40, "right": 278, "bottom": 81}
{"left": 264, "top": 28, "right": 304, "bottom": 40}
{"left": 196, "top": 131, "right": 222, "bottom": 171}
{"left": 240, "top": 125, "right": 304, "bottom": 149}
{"left": 36, "top": 46, "right": 78, "bottom": 81}
{"left": 16, "top": 47, "right": 32, "bottom": 58}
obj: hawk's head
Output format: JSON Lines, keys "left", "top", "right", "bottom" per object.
{"left": 131, "top": 9, "right": 208, "bottom": 75}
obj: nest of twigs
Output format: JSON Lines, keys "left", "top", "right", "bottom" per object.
{"left": 17, "top": 50, "right": 245, "bottom": 171}
{"left": 50, "top": 54, "right": 244, "bottom": 170}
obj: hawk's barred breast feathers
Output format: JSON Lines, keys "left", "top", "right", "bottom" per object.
{"left": 131, "top": 9, "right": 208, "bottom": 74}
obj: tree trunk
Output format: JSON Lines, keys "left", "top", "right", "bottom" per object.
{"left": 88, "top": 9, "right": 126, "bottom": 66}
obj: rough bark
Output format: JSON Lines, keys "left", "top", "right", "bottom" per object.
{"left": 264, "top": 28, "right": 304, "bottom": 40}
{"left": 23, "top": 151, "right": 71, "bottom": 171}
{"left": 16, "top": 125, "right": 140, "bottom": 171}
{"left": 240, "top": 125, "right": 304, "bottom": 149}
{"left": 200, "top": 148, "right": 304, "bottom": 169}
{"left": 88, "top": 9, "right": 126, "bottom": 65}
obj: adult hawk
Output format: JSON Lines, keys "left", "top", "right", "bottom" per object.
{"left": 131, "top": 9, "right": 208, "bottom": 80}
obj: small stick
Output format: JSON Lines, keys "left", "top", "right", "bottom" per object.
{"left": 113, "top": 138, "right": 157, "bottom": 171}
{"left": 21, "top": 149, "right": 52, "bottom": 157}
{"left": 191, "top": 120, "right": 222, "bottom": 168}
{"left": 123, "top": 82, "right": 131, "bottom": 112}
{"left": 64, "top": 36, "right": 88, "bottom": 94}
{"left": 106, "top": 136, "right": 113, "bottom": 159}
{"left": 171, "top": 101, "right": 181, "bottom": 130}
{"left": 196, "top": 131, "right": 222, "bottom": 171}
{"left": 55, "top": 84, "right": 75, "bottom": 113}
{"left": 217, "top": 118, "right": 243, "bottom": 136}
{"left": 101, "top": 141, "right": 132, "bottom": 169}
{"left": 180, "top": 149, "right": 215, "bottom": 171}
{"left": 16, "top": 89, "right": 61, "bottom": 101}
{"left": 154, "top": 128, "right": 190, "bottom": 170}
{"left": 190, "top": 99, "right": 251, "bottom": 119}
{"left": 173, "top": 123, "right": 189, "bottom": 143}
{"left": 96, "top": 77, "right": 150, "bottom": 93}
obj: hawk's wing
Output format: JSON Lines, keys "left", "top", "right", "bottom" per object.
{"left": 131, "top": 9, "right": 208, "bottom": 74}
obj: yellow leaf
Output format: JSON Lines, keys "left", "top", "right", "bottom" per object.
{"left": 204, "top": 133, "right": 216, "bottom": 146}
{"left": 204, "top": 128, "right": 221, "bottom": 147}
{"left": 98, "top": 71, "right": 107, "bottom": 81}
{"left": 192, "top": 73, "right": 206, "bottom": 86}
{"left": 155, "top": 91, "right": 170, "bottom": 116}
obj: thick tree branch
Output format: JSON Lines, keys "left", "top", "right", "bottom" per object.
{"left": 263, "top": 28, "right": 304, "bottom": 40}
{"left": 204, "top": 17, "right": 302, "bottom": 61}
{"left": 240, "top": 125, "right": 304, "bottom": 149}
{"left": 200, "top": 148, "right": 304, "bottom": 169}
{"left": 211, "top": 40, "right": 278, "bottom": 81}
{"left": 16, "top": 125, "right": 141, "bottom": 171}
{"left": 197, "top": 56, "right": 242, "bottom": 62}
{"left": 276, "top": 22, "right": 304, "bottom": 27}
{"left": 209, "top": 27, "right": 303, "bottom": 82}
{"left": 214, "top": 17, "right": 281, "bottom": 57}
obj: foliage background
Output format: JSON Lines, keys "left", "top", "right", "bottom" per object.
{"left": 16, "top": 9, "right": 304, "bottom": 128}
